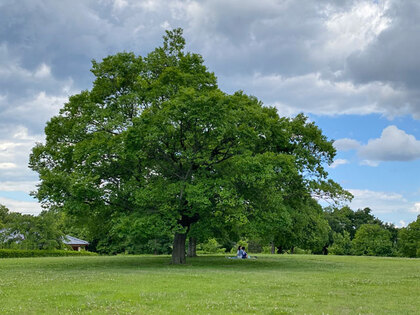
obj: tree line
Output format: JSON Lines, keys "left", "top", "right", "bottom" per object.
{"left": 1, "top": 203, "right": 418, "bottom": 258}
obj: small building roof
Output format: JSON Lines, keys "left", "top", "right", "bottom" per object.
{"left": 0, "top": 228, "right": 25, "bottom": 241}
{"left": 62, "top": 235, "right": 89, "bottom": 246}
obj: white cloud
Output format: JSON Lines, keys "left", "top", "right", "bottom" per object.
{"left": 0, "top": 197, "right": 41, "bottom": 215}
{"left": 342, "top": 188, "right": 419, "bottom": 225}
{"left": 323, "top": 0, "right": 391, "bottom": 58}
{"left": 0, "top": 163, "right": 17, "bottom": 169}
{"left": 359, "top": 125, "right": 420, "bottom": 162}
{"left": 12, "top": 126, "right": 38, "bottom": 141}
{"left": 349, "top": 188, "right": 408, "bottom": 214}
{"left": 34, "top": 63, "right": 52, "bottom": 79}
{"left": 0, "top": 126, "right": 44, "bottom": 182}
{"left": 410, "top": 202, "right": 420, "bottom": 213}
{"left": 335, "top": 125, "right": 420, "bottom": 166}
{"left": 329, "top": 158, "right": 349, "bottom": 168}
{"left": 112, "top": 0, "right": 128, "bottom": 10}
{"left": 160, "top": 20, "right": 172, "bottom": 30}
{"left": 220, "top": 71, "right": 406, "bottom": 117}
{"left": 334, "top": 138, "right": 361, "bottom": 151}
{"left": 0, "top": 181, "right": 38, "bottom": 194}
{"left": 360, "top": 159, "right": 380, "bottom": 167}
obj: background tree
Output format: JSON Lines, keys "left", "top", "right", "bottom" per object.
{"left": 325, "top": 207, "right": 380, "bottom": 239}
{"left": 352, "top": 224, "right": 394, "bottom": 256}
{"left": 268, "top": 197, "right": 330, "bottom": 254}
{"left": 0, "top": 204, "right": 9, "bottom": 229}
{"left": 0, "top": 205, "right": 64, "bottom": 250}
{"left": 30, "top": 29, "right": 350, "bottom": 264}
{"left": 398, "top": 215, "right": 420, "bottom": 257}
{"left": 329, "top": 231, "right": 352, "bottom": 255}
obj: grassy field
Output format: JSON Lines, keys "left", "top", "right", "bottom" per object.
{"left": 0, "top": 254, "right": 419, "bottom": 314}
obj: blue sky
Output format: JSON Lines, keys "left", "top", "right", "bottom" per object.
{"left": 0, "top": 0, "right": 420, "bottom": 226}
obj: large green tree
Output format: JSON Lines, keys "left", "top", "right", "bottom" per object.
{"left": 398, "top": 215, "right": 420, "bottom": 257}
{"left": 30, "top": 29, "right": 349, "bottom": 264}
{"left": 0, "top": 205, "right": 64, "bottom": 250}
{"left": 352, "top": 224, "right": 394, "bottom": 256}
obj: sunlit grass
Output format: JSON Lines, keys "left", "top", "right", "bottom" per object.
{"left": 0, "top": 254, "right": 418, "bottom": 314}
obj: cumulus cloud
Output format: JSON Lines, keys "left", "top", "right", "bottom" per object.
{"left": 329, "top": 159, "right": 349, "bottom": 168}
{"left": 0, "top": 126, "right": 43, "bottom": 182}
{"left": 410, "top": 202, "right": 420, "bottom": 213}
{"left": 0, "top": 163, "right": 17, "bottom": 169}
{"left": 0, "top": 181, "right": 39, "bottom": 194}
{"left": 359, "top": 125, "right": 420, "bottom": 162}
{"left": 344, "top": 1, "right": 420, "bottom": 118}
{"left": 334, "top": 138, "right": 361, "bottom": 151}
{"left": 334, "top": 125, "right": 420, "bottom": 166}
{"left": 220, "top": 72, "right": 403, "bottom": 117}
{"left": 345, "top": 189, "right": 419, "bottom": 224}
{"left": 322, "top": 1, "right": 390, "bottom": 57}
{"left": 360, "top": 159, "right": 380, "bottom": 167}
{"left": 0, "top": 197, "right": 42, "bottom": 215}
{"left": 349, "top": 188, "right": 407, "bottom": 214}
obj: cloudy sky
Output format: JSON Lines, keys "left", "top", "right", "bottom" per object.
{"left": 1, "top": 0, "right": 420, "bottom": 226}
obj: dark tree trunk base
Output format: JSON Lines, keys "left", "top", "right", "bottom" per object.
{"left": 171, "top": 232, "right": 187, "bottom": 264}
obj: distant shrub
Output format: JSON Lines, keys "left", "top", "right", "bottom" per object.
{"left": 0, "top": 249, "right": 97, "bottom": 258}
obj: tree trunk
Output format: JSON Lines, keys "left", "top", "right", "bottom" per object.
{"left": 322, "top": 245, "right": 328, "bottom": 255}
{"left": 187, "top": 237, "right": 197, "bottom": 257}
{"left": 271, "top": 243, "right": 275, "bottom": 254}
{"left": 171, "top": 232, "right": 187, "bottom": 264}
{"left": 290, "top": 246, "right": 294, "bottom": 254}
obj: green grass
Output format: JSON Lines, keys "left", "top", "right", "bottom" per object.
{"left": 0, "top": 254, "right": 419, "bottom": 314}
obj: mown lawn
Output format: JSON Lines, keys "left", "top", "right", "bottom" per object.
{"left": 0, "top": 254, "right": 419, "bottom": 314}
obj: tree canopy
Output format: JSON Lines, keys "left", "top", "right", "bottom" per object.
{"left": 398, "top": 215, "right": 420, "bottom": 257}
{"left": 30, "top": 28, "right": 351, "bottom": 263}
{"left": 0, "top": 205, "right": 65, "bottom": 250}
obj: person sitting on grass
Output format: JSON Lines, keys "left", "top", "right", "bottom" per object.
{"left": 237, "top": 246, "right": 243, "bottom": 258}
{"left": 241, "top": 246, "right": 248, "bottom": 259}
{"left": 227, "top": 246, "right": 244, "bottom": 259}
{"left": 227, "top": 245, "right": 257, "bottom": 259}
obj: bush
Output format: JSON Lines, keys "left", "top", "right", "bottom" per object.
{"left": 0, "top": 249, "right": 97, "bottom": 258}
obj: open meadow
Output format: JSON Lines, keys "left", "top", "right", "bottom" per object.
{"left": 0, "top": 254, "right": 419, "bottom": 314}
